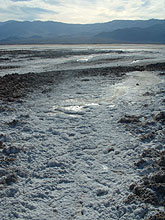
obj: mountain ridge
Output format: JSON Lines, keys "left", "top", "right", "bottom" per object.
{"left": 0, "top": 19, "right": 165, "bottom": 44}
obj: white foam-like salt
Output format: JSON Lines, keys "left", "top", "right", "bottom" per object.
{"left": 0, "top": 45, "right": 164, "bottom": 220}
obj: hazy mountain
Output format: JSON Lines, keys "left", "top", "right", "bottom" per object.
{"left": 0, "top": 19, "right": 164, "bottom": 44}
{"left": 96, "top": 23, "right": 165, "bottom": 44}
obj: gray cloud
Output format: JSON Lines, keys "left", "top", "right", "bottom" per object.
{"left": 141, "top": 0, "right": 151, "bottom": 7}
{"left": 0, "top": 4, "right": 57, "bottom": 21}
{"left": 0, "top": 0, "right": 164, "bottom": 23}
{"left": 11, "top": 0, "right": 31, "bottom": 2}
{"left": 43, "top": 0, "right": 61, "bottom": 5}
{"left": 115, "top": 6, "right": 125, "bottom": 12}
{"left": 1, "top": 5, "right": 56, "bottom": 15}
{"left": 0, "top": 8, "right": 7, "bottom": 13}
{"left": 20, "top": 6, "right": 56, "bottom": 14}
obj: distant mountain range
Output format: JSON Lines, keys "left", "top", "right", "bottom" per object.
{"left": 0, "top": 19, "right": 165, "bottom": 44}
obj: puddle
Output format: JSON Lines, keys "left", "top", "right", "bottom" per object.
{"left": 104, "top": 71, "right": 162, "bottom": 103}
{"left": 50, "top": 102, "right": 100, "bottom": 116}
{"left": 61, "top": 105, "right": 84, "bottom": 112}
{"left": 45, "top": 71, "right": 162, "bottom": 118}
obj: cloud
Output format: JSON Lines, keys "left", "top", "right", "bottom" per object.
{"left": 20, "top": 6, "right": 56, "bottom": 14}
{"left": 11, "top": 0, "right": 31, "bottom": 2}
{"left": 0, "top": 2, "right": 57, "bottom": 21}
{"left": 42, "top": 0, "right": 61, "bottom": 5}
{"left": 0, "top": 0, "right": 164, "bottom": 23}
{"left": 141, "top": 0, "right": 151, "bottom": 7}
{"left": 19, "top": 6, "right": 57, "bottom": 20}
{"left": 115, "top": 6, "right": 125, "bottom": 12}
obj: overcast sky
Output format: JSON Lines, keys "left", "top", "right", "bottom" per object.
{"left": 0, "top": 0, "right": 164, "bottom": 23}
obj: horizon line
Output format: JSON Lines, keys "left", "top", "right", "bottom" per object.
{"left": 0, "top": 18, "right": 165, "bottom": 25}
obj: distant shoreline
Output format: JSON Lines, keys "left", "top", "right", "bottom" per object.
{"left": 0, "top": 43, "right": 165, "bottom": 46}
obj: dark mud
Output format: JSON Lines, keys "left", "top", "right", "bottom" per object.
{"left": 0, "top": 66, "right": 20, "bottom": 70}
{"left": 0, "top": 71, "right": 63, "bottom": 102}
{"left": 0, "top": 49, "right": 126, "bottom": 60}
{"left": 0, "top": 139, "right": 25, "bottom": 190}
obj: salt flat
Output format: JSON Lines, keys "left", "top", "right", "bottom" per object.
{"left": 0, "top": 45, "right": 165, "bottom": 220}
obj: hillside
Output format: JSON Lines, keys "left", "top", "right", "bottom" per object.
{"left": 0, "top": 19, "right": 165, "bottom": 44}
{"left": 96, "top": 23, "right": 165, "bottom": 44}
